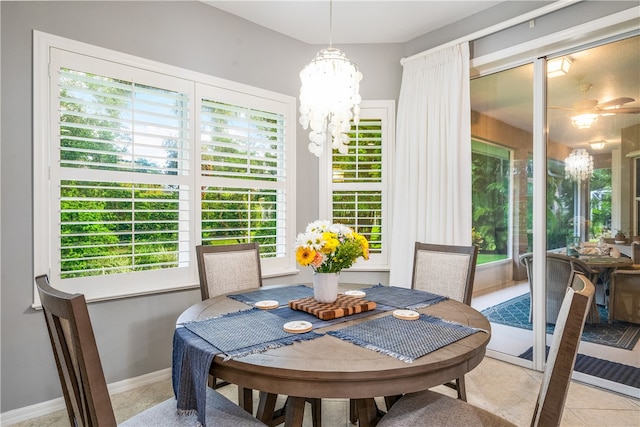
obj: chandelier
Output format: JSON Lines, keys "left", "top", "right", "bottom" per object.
{"left": 299, "top": 0, "right": 362, "bottom": 156}
{"left": 564, "top": 148, "right": 594, "bottom": 182}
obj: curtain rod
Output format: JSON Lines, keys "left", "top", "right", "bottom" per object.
{"left": 400, "top": 0, "right": 581, "bottom": 65}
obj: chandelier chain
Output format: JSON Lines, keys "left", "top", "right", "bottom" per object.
{"left": 329, "top": 0, "right": 333, "bottom": 47}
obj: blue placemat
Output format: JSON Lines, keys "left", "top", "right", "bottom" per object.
{"left": 328, "top": 314, "right": 486, "bottom": 363}
{"left": 228, "top": 285, "right": 314, "bottom": 306}
{"left": 183, "top": 308, "right": 322, "bottom": 360}
{"left": 172, "top": 327, "right": 216, "bottom": 426}
{"left": 360, "top": 284, "right": 448, "bottom": 309}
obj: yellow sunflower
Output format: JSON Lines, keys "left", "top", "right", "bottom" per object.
{"left": 296, "top": 246, "right": 317, "bottom": 266}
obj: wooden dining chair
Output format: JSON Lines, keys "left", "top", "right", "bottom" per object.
{"left": 196, "top": 243, "right": 321, "bottom": 427}
{"left": 349, "top": 242, "right": 479, "bottom": 424}
{"left": 411, "top": 242, "right": 479, "bottom": 401}
{"left": 34, "top": 274, "right": 266, "bottom": 427}
{"left": 196, "top": 243, "right": 263, "bottom": 394}
{"left": 196, "top": 242, "right": 263, "bottom": 301}
{"left": 377, "top": 273, "right": 595, "bottom": 427}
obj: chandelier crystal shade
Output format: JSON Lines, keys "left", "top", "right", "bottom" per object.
{"left": 299, "top": 2, "right": 362, "bottom": 157}
{"left": 564, "top": 148, "right": 594, "bottom": 182}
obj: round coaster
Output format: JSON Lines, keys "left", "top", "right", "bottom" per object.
{"left": 392, "top": 309, "right": 420, "bottom": 321}
{"left": 344, "top": 290, "right": 366, "bottom": 298}
{"left": 283, "top": 321, "right": 313, "bottom": 334}
{"left": 255, "top": 300, "right": 279, "bottom": 310}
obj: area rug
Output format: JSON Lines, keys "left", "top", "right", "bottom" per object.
{"left": 480, "top": 294, "right": 640, "bottom": 350}
{"left": 518, "top": 346, "right": 640, "bottom": 388}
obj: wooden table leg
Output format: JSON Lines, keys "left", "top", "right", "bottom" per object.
{"left": 238, "top": 387, "right": 253, "bottom": 414}
{"left": 354, "top": 398, "right": 382, "bottom": 427}
{"left": 256, "top": 391, "right": 281, "bottom": 425}
{"left": 284, "top": 396, "right": 306, "bottom": 427}
{"left": 349, "top": 398, "right": 358, "bottom": 424}
{"left": 384, "top": 395, "right": 402, "bottom": 410}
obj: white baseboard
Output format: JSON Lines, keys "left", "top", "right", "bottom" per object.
{"left": 0, "top": 368, "right": 171, "bottom": 426}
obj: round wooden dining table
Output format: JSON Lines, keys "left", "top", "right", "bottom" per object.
{"left": 176, "top": 284, "right": 491, "bottom": 427}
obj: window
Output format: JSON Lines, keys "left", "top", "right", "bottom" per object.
{"left": 471, "top": 139, "right": 511, "bottom": 264}
{"left": 34, "top": 32, "right": 296, "bottom": 302}
{"left": 319, "top": 101, "right": 394, "bottom": 270}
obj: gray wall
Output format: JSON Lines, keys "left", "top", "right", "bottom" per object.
{"left": 2, "top": 0, "right": 636, "bottom": 415}
{"left": 0, "top": 0, "right": 404, "bottom": 413}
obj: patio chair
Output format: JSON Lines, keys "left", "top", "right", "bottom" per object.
{"left": 376, "top": 273, "right": 595, "bottom": 427}
{"left": 196, "top": 243, "right": 321, "bottom": 427}
{"left": 609, "top": 269, "right": 640, "bottom": 324}
{"left": 519, "top": 252, "right": 600, "bottom": 324}
{"left": 35, "top": 274, "right": 265, "bottom": 427}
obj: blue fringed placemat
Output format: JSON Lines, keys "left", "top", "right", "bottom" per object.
{"left": 359, "top": 284, "right": 448, "bottom": 309}
{"left": 228, "top": 285, "right": 314, "bottom": 307}
{"left": 183, "top": 308, "right": 322, "bottom": 360}
{"left": 328, "top": 314, "right": 486, "bottom": 363}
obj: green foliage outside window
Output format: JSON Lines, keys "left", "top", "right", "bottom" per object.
{"left": 472, "top": 140, "right": 510, "bottom": 263}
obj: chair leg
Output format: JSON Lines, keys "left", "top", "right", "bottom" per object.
{"left": 443, "top": 376, "right": 467, "bottom": 401}
{"left": 455, "top": 377, "right": 467, "bottom": 401}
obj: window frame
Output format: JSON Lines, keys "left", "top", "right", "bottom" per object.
{"left": 318, "top": 100, "right": 395, "bottom": 271}
{"left": 33, "top": 31, "right": 297, "bottom": 305}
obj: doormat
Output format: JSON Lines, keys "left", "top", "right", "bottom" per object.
{"left": 518, "top": 346, "right": 640, "bottom": 389}
{"left": 480, "top": 294, "right": 640, "bottom": 350}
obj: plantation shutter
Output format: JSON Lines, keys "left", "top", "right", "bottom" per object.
{"left": 51, "top": 49, "right": 193, "bottom": 287}
{"left": 199, "top": 93, "right": 288, "bottom": 260}
{"left": 332, "top": 118, "right": 385, "bottom": 254}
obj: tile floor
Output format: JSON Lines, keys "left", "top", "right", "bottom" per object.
{"left": 10, "top": 356, "right": 640, "bottom": 427}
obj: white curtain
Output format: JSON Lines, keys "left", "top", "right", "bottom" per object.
{"left": 389, "top": 42, "right": 472, "bottom": 287}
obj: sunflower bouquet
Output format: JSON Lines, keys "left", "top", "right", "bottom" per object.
{"left": 295, "top": 220, "right": 369, "bottom": 273}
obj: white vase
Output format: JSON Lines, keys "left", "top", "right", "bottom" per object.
{"left": 313, "top": 272, "right": 339, "bottom": 303}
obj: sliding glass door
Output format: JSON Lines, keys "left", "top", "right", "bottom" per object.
{"left": 471, "top": 33, "right": 639, "bottom": 396}
{"left": 470, "top": 63, "right": 535, "bottom": 362}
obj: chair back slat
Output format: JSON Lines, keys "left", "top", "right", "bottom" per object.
{"left": 532, "top": 273, "right": 594, "bottom": 427}
{"left": 411, "top": 242, "right": 478, "bottom": 305}
{"left": 519, "top": 253, "right": 598, "bottom": 324}
{"left": 632, "top": 241, "right": 640, "bottom": 264}
{"left": 36, "top": 274, "right": 117, "bottom": 427}
{"left": 196, "top": 243, "right": 262, "bottom": 300}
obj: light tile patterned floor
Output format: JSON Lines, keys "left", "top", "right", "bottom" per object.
{"left": 9, "top": 357, "right": 640, "bottom": 427}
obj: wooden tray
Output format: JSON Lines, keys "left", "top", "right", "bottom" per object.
{"left": 289, "top": 294, "right": 377, "bottom": 320}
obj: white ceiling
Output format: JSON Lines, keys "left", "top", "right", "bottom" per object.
{"left": 203, "top": 0, "right": 505, "bottom": 44}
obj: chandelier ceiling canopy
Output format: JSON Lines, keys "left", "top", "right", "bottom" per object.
{"left": 299, "top": 0, "right": 362, "bottom": 157}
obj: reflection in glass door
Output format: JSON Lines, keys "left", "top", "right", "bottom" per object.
{"left": 470, "top": 63, "right": 534, "bottom": 364}
{"left": 471, "top": 35, "right": 639, "bottom": 397}
{"left": 546, "top": 35, "right": 639, "bottom": 394}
